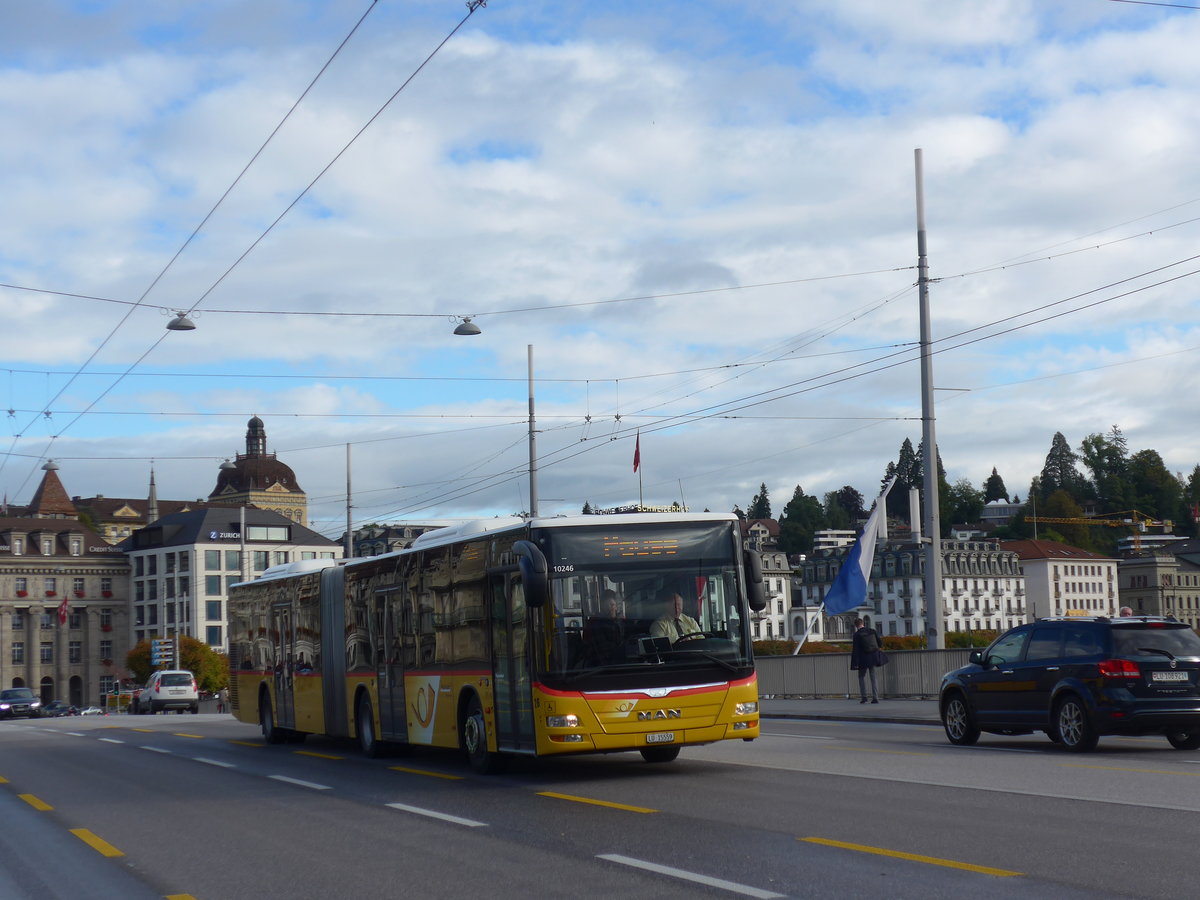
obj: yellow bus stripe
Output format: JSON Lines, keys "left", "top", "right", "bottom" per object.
{"left": 800, "top": 837, "right": 1021, "bottom": 877}
{"left": 19, "top": 793, "right": 53, "bottom": 811}
{"left": 70, "top": 828, "right": 124, "bottom": 857}
{"left": 294, "top": 750, "right": 344, "bottom": 760}
{"left": 389, "top": 765, "right": 464, "bottom": 781}
{"left": 538, "top": 791, "right": 657, "bottom": 814}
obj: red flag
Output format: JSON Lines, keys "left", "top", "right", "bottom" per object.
{"left": 633, "top": 432, "right": 641, "bottom": 473}
{"left": 57, "top": 595, "right": 69, "bottom": 626}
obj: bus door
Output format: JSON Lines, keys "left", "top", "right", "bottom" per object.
{"left": 374, "top": 587, "right": 407, "bottom": 742}
{"left": 491, "top": 574, "right": 536, "bottom": 753}
{"left": 271, "top": 602, "right": 296, "bottom": 730}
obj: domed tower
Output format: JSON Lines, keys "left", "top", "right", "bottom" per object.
{"left": 208, "top": 417, "right": 308, "bottom": 525}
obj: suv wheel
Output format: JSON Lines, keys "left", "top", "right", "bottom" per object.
{"left": 1055, "top": 696, "right": 1098, "bottom": 752}
{"left": 1165, "top": 731, "right": 1200, "bottom": 750}
{"left": 941, "top": 692, "right": 981, "bottom": 746}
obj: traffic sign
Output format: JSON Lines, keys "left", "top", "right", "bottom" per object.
{"left": 151, "top": 639, "right": 174, "bottom": 666}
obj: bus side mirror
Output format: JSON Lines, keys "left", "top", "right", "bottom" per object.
{"left": 744, "top": 550, "right": 767, "bottom": 612}
{"left": 514, "top": 540, "right": 549, "bottom": 608}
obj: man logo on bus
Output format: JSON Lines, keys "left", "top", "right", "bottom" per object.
{"left": 637, "top": 709, "right": 681, "bottom": 721}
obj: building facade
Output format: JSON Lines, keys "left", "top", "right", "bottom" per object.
{"left": 123, "top": 507, "right": 339, "bottom": 652}
{"left": 0, "top": 462, "right": 130, "bottom": 706}
{"left": 1118, "top": 541, "right": 1200, "bottom": 629}
{"left": 794, "top": 538, "right": 1027, "bottom": 641}
{"left": 1000, "top": 539, "right": 1118, "bottom": 621}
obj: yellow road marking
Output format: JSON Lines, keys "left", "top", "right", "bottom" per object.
{"left": 19, "top": 793, "right": 53, "bottom": 811}
{"left": 389, "top": 765, "right": 464, "bottom": 781}
{"left": 130, "top": 728, "right": 155, "bottom": 733}
{"left": 538, "top": 791, "right": 657, "bottom": 814}
{"left": 172, "top": 733, "right": 204, "bottom": 739}
{"left": 845, "top": 747, "right": 929, "bottom": 756}
{"left": 165, "top": 895, "right": 199, "bottom": 900}
{"left": 800, "top": 837, "right": 1022, "bottom": 877}
{"left": 1063, "top": 763, "right": 1200, "bottom": 777}
{"left": 70, "top": 828, "right": 124, "bottom": 857}
{"left": 295, "top": 750, "right": 343, "bottom": 760}
{"left": 0, "top": 775, "right": 8, "bottom": 783}
{"left": 229, "top": 740, "right": 263, "bottom": 748}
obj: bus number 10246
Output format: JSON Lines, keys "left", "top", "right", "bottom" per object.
{"left": 552, "top": 565, "right": 575, "bottom": 573}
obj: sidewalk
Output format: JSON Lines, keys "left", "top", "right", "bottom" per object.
{"left": 761, "top": 696, "right": 941, "bottom": 726}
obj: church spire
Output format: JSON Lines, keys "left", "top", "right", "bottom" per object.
{"left": 246, "top": 416, "right": 267, "bottom": 457}
{"left": 147, "top": 466, "right": 159, "bottom": 525}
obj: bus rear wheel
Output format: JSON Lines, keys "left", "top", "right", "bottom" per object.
{"left": 462, "top": 695, "right": 504, "bottom": 774}
{"left": 640, "top": 746, "right": 681, "bottom": 763}
{"left": 260, "top": 692, "right": 285, "bottom": 744}
{"left": 357, "top": 697, "right": 382, "bottom": 758}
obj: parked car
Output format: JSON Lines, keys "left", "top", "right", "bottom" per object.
{"left": 79, "top": 706, "right": 105, "bottom": 716}
{"left": 0, "top": 687, "right": 42, "bottom": 719}
{"left": 137, "top": 670, "right": 199, "bottom": 714}
{"left": 40, "top": 700, "right": 79, "bottom": 717}
{"left": 940, "top": 615, "right": 1200, "bottom": 752}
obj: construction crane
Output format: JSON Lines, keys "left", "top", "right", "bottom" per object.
{"left": 1026, "top": 509, "right": 1172, "bottom": 551}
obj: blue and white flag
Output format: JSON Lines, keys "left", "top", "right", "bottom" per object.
{"left": 822, "top": 479, "right": 895, "bottom": 616}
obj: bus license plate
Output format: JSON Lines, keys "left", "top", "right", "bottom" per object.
{"left": 1152, "top": 671, "right": 1189, "bottom": 682}
{"left": 646, "top": 732, "right": 675, "bottom": 744}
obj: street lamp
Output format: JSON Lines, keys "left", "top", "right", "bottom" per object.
{"left": 166, "top": 311, "right": 197, "bottom": 331}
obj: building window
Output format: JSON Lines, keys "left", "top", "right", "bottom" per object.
{"left": 148, "top": 556, "right": 158, "bottom": 576}
{"left": 148, "top": 580, "right": 159, "bottom": 601}
{"left": 224, "top": 550, "right": 240, "bottom": 571}
{"left": 44, "top": 577, "right": 57, "bottom": 594}
{"left": 11, "top": 642, "right": 24, "bottom": 664}
{"left": 73, "top": 577, "right": 85, "bottom": 594}
{"left": 100, "top": 639, "right": 112, "bottom": 659}
{"left": 205, "top": 575, "right": 222, "bottom": 596}
{"left": 69, "top": 641, "right": 82, "bottom": 664}
{"left": 12, "top": 537, "right": 23, "bottom": 555}
{"left": 101, "top": 577, "right": 112, "bottom": 594}
{"left": 205, "top": 550, "right": 221, "bottom": 570}
{"left": 40, "top": 642, "right": 53, "bottom": 663}
{"left": 253, "top": 550, "right": 269, "bottom": 572}
{"left": 42, "top": 537, "right": 54, "bottom": 555}
{"left": 301, "top": 551, "right": 316, "bottom": 560}
{"left": 12, "top": 611, "right": 24, "bottom": 629}
{"left": 206, "top": 600, "right": 222, "bottom": 621}
{"left": 70, "top": 538, "right": 82, "bottom": 556}
{"left": 100, "top": 676, "right": 114, "bottom": 696}
{"left": 225, "top": 575, "right": 239, "bottom": 592}
{"left": 165, "top": 552, "right": 176, "bottom": 574}
{"left": 272, "top": 551, "right": 289, "bottom": 566}
{"left": 179, "top": 552, "right": 190, "bottom": 573}
{"left": 167, "top": 603, "right": 176, "bottom": 624}
{"left": 178, "top": 577, "right": 190, "bottom": 599}
{"left": 135, "top": 556, "right": 145, "bottom": 576}
{"left": 15, "top": 576, "right": 26, "bottom": 593}
{"left": 135, "top": 582, "right": 145, "bottom": 603}
{"left": 69, "top": 611, "right": 81, "bottom": 629}
{"left": 206, "top": 625, "right": 223, "bottom": 646}
{"left": 40, "top": 612, "right": 54, "bottom": 629}
{"left": 100, "top": 608, "right": 112, "bottom": 628}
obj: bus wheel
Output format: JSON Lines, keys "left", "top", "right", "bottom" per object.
{"left": 260, "top": 693, "right": 285, "bottom": 744}
{"left": 640, "top": 746, "right": 681, "bottom": 763}
{"left": 357, "top": 697, "right": 381, "bottom": 758}
{"left": 463, "top": 695, "right": 503, "bottom": 774}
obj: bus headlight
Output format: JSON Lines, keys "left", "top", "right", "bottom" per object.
{"left": 734, "top": 702, "right": 758, "bottom": 716}
{"left": 546, "top": 714, "right": 579, "bottom": 728}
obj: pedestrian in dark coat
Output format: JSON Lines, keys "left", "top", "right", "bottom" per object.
{"left": 849, "top": 617, "right": 882, "bottom": 704}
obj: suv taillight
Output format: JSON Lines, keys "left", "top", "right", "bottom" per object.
{"left": 1099, "top": 658, "right": 1140, "bottom": 679}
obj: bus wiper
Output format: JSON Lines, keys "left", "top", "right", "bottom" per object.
{"left": 1138, "top": 647, "right": 1177, "bottom": 661}
{"left": 689, "top": 650, "right": 739, "bottom": 673}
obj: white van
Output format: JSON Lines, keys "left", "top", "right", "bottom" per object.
{"left": 135, "top": 670, "right": 199, "bottom": 715}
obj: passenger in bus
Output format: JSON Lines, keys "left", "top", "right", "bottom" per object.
{"left": 650, "top": 591, "right": 701, "bottom": 643}
{"left": 584, "top": 589, "right": 626, "bottom": 663}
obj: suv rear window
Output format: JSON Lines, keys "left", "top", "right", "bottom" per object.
{"left": 1112, "top": 624, "right": 1200, "bottom": 659}
{"left": 160, "top": 673, "right": 193, "bottom": 687}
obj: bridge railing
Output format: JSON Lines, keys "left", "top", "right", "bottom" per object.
{"left": 754, "top": 648, "right": 974, "bottom": 699}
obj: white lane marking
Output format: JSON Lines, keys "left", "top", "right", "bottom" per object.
{"left": 140, "top": 746, "right": 171, "bottom": 754}
{"left": 98, "top": 738, "right": 124, "bottom": 744}
{"left": 385, "top": 802, "right": 487, "bottom": 828}
{"left": 194, "top": 757, "right": 236, "bottom": 768}
{"left": 599, "top": 854, "right": 786, "bottom": 898}
{"left": 760, "top": 732, "right": 838, "bottom": 741}
{"left": 268, "top": 774, "right": 331, "bottom": 791}
{"left": 64, "top": 732, "right": 85, "bottom": 737}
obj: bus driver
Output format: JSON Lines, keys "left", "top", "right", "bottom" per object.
{"left": 650, "top": 591, "right": 701, "bottom": 644}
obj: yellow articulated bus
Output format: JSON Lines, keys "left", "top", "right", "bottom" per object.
{"left": 227, "top": 513, "right": 767, "bottom": 772}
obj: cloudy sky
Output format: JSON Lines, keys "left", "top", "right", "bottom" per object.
{"left": 2, "top": 0, "right": 1199, "bottom": 538}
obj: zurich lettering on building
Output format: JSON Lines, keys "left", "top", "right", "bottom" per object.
{"left": 209, "top": 530, "right": 242, "bottom": 540}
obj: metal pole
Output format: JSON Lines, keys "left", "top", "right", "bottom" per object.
{"left": 915, "top": 148, "right": 945, "bottom": 650}
{"left": 344, "top": 443, "right": 353, "bottom": 559}
{"left": 527, "top": 344, "right": 538, "bottom": 518}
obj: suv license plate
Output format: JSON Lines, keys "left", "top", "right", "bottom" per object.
{"left": 1152, "top": 671, "right": 1189, "bottom": 682}
{"left": 646, "top": 732, "right": 675, "bottom": 744}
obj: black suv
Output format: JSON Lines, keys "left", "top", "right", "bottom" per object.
{"left": 940, "top": 616, "right": 1200, "bottom": 752}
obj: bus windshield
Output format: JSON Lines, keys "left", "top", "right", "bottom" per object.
{"left": 545, "top": 565, "right": 751, "bottom": 679}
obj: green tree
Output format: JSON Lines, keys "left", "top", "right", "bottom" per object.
{"left": 947, "top": 478, "right": 985, "bottom": 524}
{"left": 1036, "top": 490, "right": 1092, "bottom": 549}
{"left": 1079, "top": 426, "right": 1132, "bottom": 513}
{"left": 1127, "top": 448, "right": 1179, "bottom": 520}
{"left": 822, "top": 491, "right": 851, "bottom": 529}
{"left": 983, "top": 467, "right": 1008, "bottom": 502}
{"left": 731, "top": 504, "right": 746, "bottom": 520}
{"left": 747, "top": 482, "right": 772, "bottom": 519}
{"left": 778, "top": 485, "right": 827, "bottom": 555}
{"left": 1040, "top": 432, "right": 1086, "bottom": 502}
{"left": 885, "top": 438, "right": 920, "bottom": 522}
{"left": 916, "top": 441, "right": 953, "bottom": 536}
